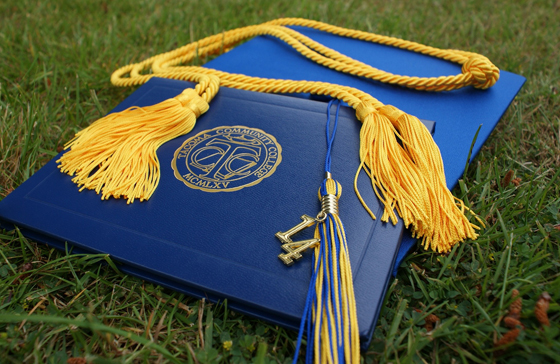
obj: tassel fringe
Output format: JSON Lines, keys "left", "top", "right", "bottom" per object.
{"left": 295, "top": 179, "right": 360, "bottom": 364}
{"left": 355, "top": 103, "right": 482, "bottom": 252}
{"left": 57, "top": 89, "right": 209, "bottom": 203}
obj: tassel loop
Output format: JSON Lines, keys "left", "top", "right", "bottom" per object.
{"left": 377, "top": 105, "right": 405, "bottom": 127}
{"left": 354, "top": 101, "right": 379, "bottom": 123}
{"left": 175, "top": 89, "right": 209, "bottom": 117}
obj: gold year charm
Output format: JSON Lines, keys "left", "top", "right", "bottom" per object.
{"left": 275, "top": 215, "right": 320, "bottom": 265}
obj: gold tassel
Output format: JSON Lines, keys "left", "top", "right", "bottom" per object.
{"left": 355, "top": 103, "right": 482, "bottom": 253}
{"left": 378, "top": 105, "right": 482, "bottom": 252}
{"left": 58, "top": 88, "right": 209, "bottom": 203}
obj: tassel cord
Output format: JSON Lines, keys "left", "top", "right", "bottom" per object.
{"left": 325, "top": 100, "right": 341, "bottom": 173}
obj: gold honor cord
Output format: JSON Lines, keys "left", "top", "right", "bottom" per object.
{"left": 59, "top": 18, "right": 497, "bottom": 254}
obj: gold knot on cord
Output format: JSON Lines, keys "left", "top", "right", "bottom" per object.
{"left": 174, "top": 89, "right": 209, "bottom": 118}
{"left": 462, "top": 56, "right": 500, "bottom": 89}
{"left": 355, "top": 102, "right": 378, "bottom": 122}
{"left": 378, "top": 105, "right": 405, "bottom": 123}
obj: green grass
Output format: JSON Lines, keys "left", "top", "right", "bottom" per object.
{"left": 1, "top": 0, "right": 559, "bottom": 363}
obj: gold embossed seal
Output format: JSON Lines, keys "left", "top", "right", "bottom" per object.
{"left": 172, "top": 126, "right": 282, "bottom": 192}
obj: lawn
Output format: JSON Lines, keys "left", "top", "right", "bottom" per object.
{"left": 1, "top": 0, "right": 559, "bottom": 363}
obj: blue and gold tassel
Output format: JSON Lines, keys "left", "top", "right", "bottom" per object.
{"left": 291, "top": 100, "right": 360, "bottom": 363}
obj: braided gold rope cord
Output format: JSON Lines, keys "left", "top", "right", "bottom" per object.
{"left": 265, "top": 18, "right": 499, "bottom": 90}
{"left": 112, "top": 18, "right": 499, "bottom": 92}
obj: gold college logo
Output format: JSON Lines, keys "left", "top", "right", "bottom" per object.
{"left": 172, "top": 126, "right": 282, "bottom": 192}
